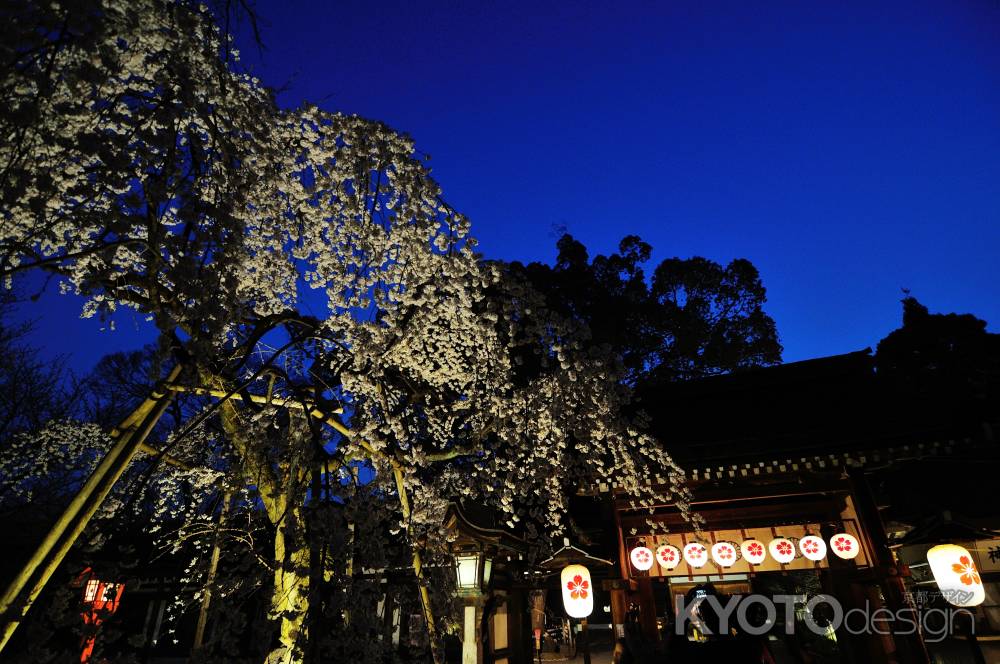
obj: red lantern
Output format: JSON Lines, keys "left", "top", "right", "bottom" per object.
{"left": 76, "top": 568, "right": 125, "bottom": 663}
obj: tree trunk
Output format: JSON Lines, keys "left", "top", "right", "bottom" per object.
{"left": 204, "top": 371, "right": 312, "bottom": 664}
{"left": 267, "top": 514, "right": 310, "bottom": 664}
{"left": 192, "top": 491, "right": 231, "bottom": 652}
{"left": 391, "top": 464, "right": 443, "bottom": 664}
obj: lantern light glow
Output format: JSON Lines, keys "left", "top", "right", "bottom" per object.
{"left": 560, "top": 564, "right": 594, "bottom": 618}
{"left": 799, "top": 535, "right": 827, "bottom": 562}
{"left": 830, "top": 533, "right": 860, "bottom": 560}
{"left": 683, "top": 542, "right": 708, "bottom": 568}
{"left": 740, "top": 539, "right": 767, "bottom": 565}
{"left": 711, "top": 541, "right": 738, "bottom": 567}
{"left": 656, "top": 544, "right": 681, "bottom": 570}
{"left": 630, "top": 546, "right": 654, "bottom": 571}
{"left": 927, "top": 544, "right": 985, "bottom": 607}
{"left": 769, "top": 537, "right": 797, "bottom": 564}
{"left": 455, "top": 555, "right": 480, "bottom": 591}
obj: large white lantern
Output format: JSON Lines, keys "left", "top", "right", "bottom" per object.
{"left": 740, "top": 539, "right": 766, "bottom": 565}
{"left": 630, "top": 546, "right": 654, "bottom": 571}
{"left": 656, "top": 544, "right": 681, "bottom": 570}
{"left": 711, "top": 541, "right": 738, "bottom": 568}
{"left": 560, "top": 564, "right": 594, "bottom": 618}
{"left": 683, "top": 542, "right": 708, "bottom": 568}
{"left": 829, "top": 533, "right": 860, "bottom": 560}
{"left": 927, "top": 544, "right": 986, "bottom": 607}
{"left": 799, "top": 535, "right": 827, "bottom": 562}
{"left": 769, "top": 537, "right": 796, "bottom": 564}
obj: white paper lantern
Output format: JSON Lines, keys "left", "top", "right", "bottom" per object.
{"left": 769, "top": 537, "right": 797, "bottom": 564}
{"left": 630, "top": 546, "right": 654, "bottom": 571}
{"left": 799, "top": 535, "right": 827, "bottom": 562}
{"left": 683, "top": 542, "right": 708, "bottom": 568}
{"left": 740, "top": 539, "right": 766, "bottom": 565}
{"left": 655, "top": 544, "right": 681, "bottom": 570}
{"left": 927, "top": 544, "right": 985, "bottom": 607}
{"left": 711, "top": 541, "right": 738, "bottom": 568}
{"left": 829, "top": 533, "right": 860, "bottom": 560}
{"left": 560, "top": 564, "right": 594, "bottom": 618}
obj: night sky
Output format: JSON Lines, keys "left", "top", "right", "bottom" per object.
{"left": 12, "top": 0, "right": 1000, "bottom": 374}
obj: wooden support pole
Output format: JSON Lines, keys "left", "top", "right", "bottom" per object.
{"left": 0, "top": 367, "right": 180, "bottom": 654}
{"left": 137, "top": 441, "right": 190, "bottom": 470}
{"left": 848, "top": 467, "right": 931, "bottom": 664}
{"left": 162, "top": 382, "right": 342, "bottom": 414}
{"left": 192, "top": 491, "right": 231, "bottom": 652}
{"left": 391, "top": 464, "right": 443, "bottom": 664}
{"left": 580, "top": 618, "right": 591, "bottom": 664}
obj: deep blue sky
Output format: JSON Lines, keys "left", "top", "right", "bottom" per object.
{"left": 13, "top": 0, "right": 1000, "bottom": 374}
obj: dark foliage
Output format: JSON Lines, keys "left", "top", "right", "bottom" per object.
{"left": 510, "top": 234, "right": 782, "bottom": 388}
{"left": 876, "top": 295, "right": 1000, "bottom": 400}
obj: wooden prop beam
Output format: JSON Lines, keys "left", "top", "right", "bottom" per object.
{"left": 0, "top": 367, "right": 181, "bottom": 654}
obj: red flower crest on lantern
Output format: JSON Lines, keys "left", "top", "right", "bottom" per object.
{"left": 659, "top": 548, "right": 676, "bottom": 563}
{"left": 951, "top": 556, "right": 981, "bottom": 587}
{"left": 747, "top": 542, "right": 763, "bottom": 557}
{"left": 833, "top": 536, "right": 853, "bottom": 553}
{"left": 566, "top": 575, "right": 590, "bottom": 600}
{"left": 776, "top": 541, "right": 793, "bottom": 556}
{"left": 635, "top": 549, "right": 650, "bottom": 564}
{"left": 686, "top": 544, "right": 705, "bottom": 559}
{"left": 717, "top": 545, "right": 734, "bottom": 560}
{"left": 803, "top": 540, "right": 819, "bottom": 555}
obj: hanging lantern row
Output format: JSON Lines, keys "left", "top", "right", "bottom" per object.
{"left": 631, "top": 533, "right": 860, "bottom": 571}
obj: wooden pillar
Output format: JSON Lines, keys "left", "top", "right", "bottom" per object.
{"left": 505, "top": 590, "right": 527, "bottom": 664}
{"left": 848, "top": 467, "right": 931, "bottom": 664}
{"left": 0, "top": 368, "right": 180, "bottom": 653}
{"left": 610, "top": 587, "right": 627, "bottom": 639}
{"left": 462, "top": 604, "right": 477, "bottom": 664}
{"left": 636, "top": 578, "right": 659, "bottom": 641}
{"left": 382, "top": 591, "right": 397, "bottom": 645}
{"left": 529, "top": 590, "right": 545, "bottom": 658}
{"left": 822, "top": 517, "right": 867, "bottom": 663}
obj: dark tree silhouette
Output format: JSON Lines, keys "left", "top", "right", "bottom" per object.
{"left": 875, "top": 295, "right": 1000, "bottom": 399}
{"left": 0, "top": 292, "right": 76, "bottom": 444}
{"left": 510, "top": 234, "right": 782, "bottom": 388}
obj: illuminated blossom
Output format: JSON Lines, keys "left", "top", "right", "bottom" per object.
{"left": 833, "top": 536, "right": 854, "bottom": 553}
{"left": 566, "top": 575, "right": 590, "bottom": 600}
{"left": 952, "top": 556, "right": 981, "bottom": 586}
{"left": 0, "top": 1, "right": 701, "bottom": 660}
